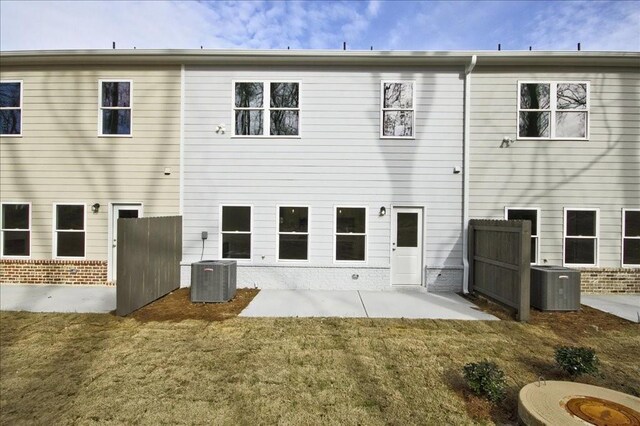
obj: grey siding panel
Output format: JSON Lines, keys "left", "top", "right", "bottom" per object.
{"left": 183, "top": 66, "right": 465, "bottom": 275}
{"left": 470, "top": 66, "right": 640, "bottom": 268}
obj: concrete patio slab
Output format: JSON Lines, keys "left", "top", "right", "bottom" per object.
{"left": 0, "top": 284, "right": 116, "bottom": 313}
{"left": 240, "top": 289, "right": 499, "bottom": 320}
{"left": 582, "top": 294, "right": 640, "bottom": 323}
{"left": 239, "top": 289, "right": 366, "bottom": 318}
{"left": 359, "top": 290, "right": 499, "bottom": 320}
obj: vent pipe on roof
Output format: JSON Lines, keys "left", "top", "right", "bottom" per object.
{"left": 112, "top": 42, "right": 116, "bottom": 49}
{"left": 529, "top": 46, "right": 532, "bottom": 51}
{"left": 498, "top": 43, "right": 501, "bottom": 51}
{"left": 578, "top": 42, "right": 581, "bottom": 51}
{"left": 343, "top": 41, "right": 346, "bottom": 50}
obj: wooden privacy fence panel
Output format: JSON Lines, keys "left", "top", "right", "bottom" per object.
{"left": 116, "top": 216, "right": 182, "bottom": 316}
{"left": 468, "top": 219, "right": 531, "bottom": 321}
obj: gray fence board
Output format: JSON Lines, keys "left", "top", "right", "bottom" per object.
{"left": 116, "top": 216, "right": 182, "bottom": 316}
{"left": 469, "top": 219, "right": 531, "bottom": 322}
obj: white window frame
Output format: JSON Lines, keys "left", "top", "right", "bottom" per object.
{"left": 622, "top": 208, "right": 640, "bottom": 268}
{"left": 517, "top": 81, "right": 590, "bottom": 141}
{"left": 98, "top": 79, "right": 133, "bottom": 137}
{"left": 1, "top": 202, "right": 31, "bottom": 259}
{"left": 232, "top": 80, "right": 301, "bottom": 138}
{"left": 276, "top": 205, "right": 310, "bottom": 262}
{"left": 219, "top": 204, "right": 253, "bottom": 262}
{"left": 563, "top": 207, "right": 599, "bottom": 267}
{"left": 52, "top": 202, "right": 87, "bottom": 260}
{"left": 380, "top": 80, "right": 416, "bottom": 139}
{"left": 0, "top": 80, "right": 23, "bottom": 137}
{"left": 333, "top": 205, "right": 368, "bottom": 264}
{"left": 505, "top": 207, "right": 540, "bottom": 265}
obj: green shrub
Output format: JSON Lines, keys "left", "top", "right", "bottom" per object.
{"left": 462, "top": 361, "right": 506, "bottom": 403}
{"left": 554, "top": 346, "right": 599, "bottom": 377}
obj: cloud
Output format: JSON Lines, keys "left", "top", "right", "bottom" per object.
{"left": 0, "top": 0, "right": 637, "bottom": 52}
{"left": 383, "top": 0, "right": 640, "bottom": 51}
{"left": 0, "top": 0, "right": 379, "bottom": 51}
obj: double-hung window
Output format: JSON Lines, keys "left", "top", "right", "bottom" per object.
{"left": 54, "top": 204, "right": 86, "bottom": 258}
{"left": 518, "top": 81, "right": 589, "bottom": 140}
{"left": 234, "top": 81, "right": 299, "bottom": 136}
{"left": 335, "top": 207, "right": 367, "bottom": 262}
{"left": 1, "top": 203, "right": 30, "bottom": 257}
{"left": 564, "top": 208, "right": 598, "bottom": 266}
{"left": 0, "top": 81, "right": 22, "bottom": 136}
{"left": 221, "top": 206, "right": 251, "bottom": 260}
{"left": 381, "top": 81, "right": 414, "bottom": 138}
{"left": 99, "top": 80, "right": 132, "bottom": 136}
{"left": 505, "top": 207, "right": 539, "bottom": 264}
{"left": 622, "top": 209, "right": 640, "bottom": 267}
{"left": 278, "top": 206, "right": 309, "bottom": 261}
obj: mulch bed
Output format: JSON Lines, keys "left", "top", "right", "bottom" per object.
{"left": 466, "top": 293, "right": 632, "bottom": 336}
{"left": 127, "top": 288, "right": 259, "bottom": 322}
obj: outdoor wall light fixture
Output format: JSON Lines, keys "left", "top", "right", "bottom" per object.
{"left": 379, "top": 206, "right": 386, "bottom": 216}
{"left": 501, "top": 135, "right": 515, "bottom": 147}
{"left": 91, "top": 203, "right": 101, "bottom": 213}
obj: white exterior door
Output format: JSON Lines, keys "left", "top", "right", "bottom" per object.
{"left": 109, "top": 204, "right": 142, "bottom": 281}
{"left": 391, "top": 207, "right": 423, "bottom": 286}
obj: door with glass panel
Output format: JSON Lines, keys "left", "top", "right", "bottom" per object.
{"left": 110, "top": 204, "right": 142, "bottom": 280}
{"left": 391, "top": 207, "right": 423, "bottom": 286}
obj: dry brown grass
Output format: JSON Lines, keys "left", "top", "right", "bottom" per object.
{"left": 1, "top": 305, "right": 638, "bottom": 425}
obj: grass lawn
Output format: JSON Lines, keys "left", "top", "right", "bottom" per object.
{"left": 1, "top": 301, "right": 639, "bottom": 425}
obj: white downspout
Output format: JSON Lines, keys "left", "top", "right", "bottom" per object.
{"left": 462, "top": 55, "right": 477, "bottom": 294}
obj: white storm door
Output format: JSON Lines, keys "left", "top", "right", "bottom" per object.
{"left": 391, "top": 207, "right": 423, "bottom": 286}
{"left": 110, "top": 204, "right": 142, "bottom": 281}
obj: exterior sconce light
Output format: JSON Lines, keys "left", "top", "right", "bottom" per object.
{"left": 91, "top": 203, "right": 100, "bottom": 213}
{"left": 379, "top": 206, "right": 386, "bottom": 217}
{"left": 501, "top": 136, "right": 515, "bottom": 147}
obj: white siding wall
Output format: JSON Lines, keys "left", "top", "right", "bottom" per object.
{"left": 470, "top": 66, "right": 640, "bottom": 268}
{"left": 0, "top": 66, "right": 181, "bottom": 261}
{"left": 183, "top": 66, "right": 465, "bottom": 289}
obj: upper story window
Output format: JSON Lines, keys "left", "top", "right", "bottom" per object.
{"left": 564, "top": 208, "right": 598, "bottom": 267}
{"left": 221, "top": 205, "right": 252, "bottom": 260}
{"left": 622, "top": 209, "right": 640, "bottom": 267}
{"left": 234, "top": 82, "right": 299, "bottom": 137}
{"left": 54, "top": 204, "right": 86, "bottom": 259}
{"left": 99, "top": 80, "right": 132, "bottom": 136}
{"left": 518, "top": 81, "right": 589, "bottom": 140}
{"left": 381, "top": 81, "right": 414, "bottom": 138}
{"left": 505, "top": 207, "right": 539, "bottom": 264}
{"left": 335, "top": 207, "right": 367, "bottom": 262}
{"left": 1, "top": 203, "right": 30, "bottom": 258}
{"left": 278, "top": 206, "right": 309, "bottom": 261}
{"left": 0, "top": 81, "right": 22, "bottom": 136}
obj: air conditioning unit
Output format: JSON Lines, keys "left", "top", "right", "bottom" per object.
{"left": 530, "top": 266, "right": 581, "bottom": 311}
{"left": 190, "top": 260, "right": 237, "bottom": 303}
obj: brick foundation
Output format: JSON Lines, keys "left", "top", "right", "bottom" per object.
{"left": 580, "top": 268, "right": 640, "bottom": 294}
{"left": 0, "top": 259, "right": 109, "bottom": 285}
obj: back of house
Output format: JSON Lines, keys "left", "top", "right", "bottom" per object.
{"left": 469, "top": 53, "right": 640, "bottom": 292}
{"left": 1, "top": 49, "right": 638, "bottom": 294}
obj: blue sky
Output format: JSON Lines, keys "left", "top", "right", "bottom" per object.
{"left": 1, "top": 0, "right": 638, "bottom": 51}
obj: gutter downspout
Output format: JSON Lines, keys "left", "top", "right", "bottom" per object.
{"left": 462, "top": 55, "right": 477, "bottom": 294}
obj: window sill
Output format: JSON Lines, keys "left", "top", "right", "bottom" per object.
{"left": 380, "top": 136, "right": 415, "bottom": 140}
{"left": 0, "top": 134, "right": 23, "bottom": 138}
{"left": 563, "top": 263, "right": 599, "bottom": 268}
{"left": 231, "top": 135, "right": 301, "bottom": 139}
{"left": 98, "top": 134, "right": 133, "bottom": 138}
{"left": 516, "top": 137, "right": 589, "bottom": 142}
{"left": 53, "top": 256, "right": 87, "bottom": 260}
{"left": 0, "top": 255, "right": 31, "bottom": 260}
